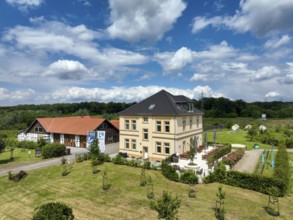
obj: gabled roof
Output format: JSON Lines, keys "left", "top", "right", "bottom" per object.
{"left": 32, "top": 116, "right": 106, "bottom": 136}
{"left": 119, "top": 90, "right": 203, "bottom": 116}
{"left": 109, "top": 119, "right": 119, "bottom": 130}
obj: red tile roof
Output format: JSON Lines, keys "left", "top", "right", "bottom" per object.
{"left": 109, "top": 119, "right": 119, "bottom": 130}
{"left": 37, "top": 116, "right": 105, "bottom": 136}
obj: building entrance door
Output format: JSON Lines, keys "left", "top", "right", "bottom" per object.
{"left": 143, "top": 147, "right": 148, "bottom": 159}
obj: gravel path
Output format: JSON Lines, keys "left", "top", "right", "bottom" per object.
{"left": 233, "top": 149, "right": 263, "bottom": 173}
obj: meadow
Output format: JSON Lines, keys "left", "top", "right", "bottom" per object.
{"left": 0, "top": 161, "right": 293, "bottom": 220}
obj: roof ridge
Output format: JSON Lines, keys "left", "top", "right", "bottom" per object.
{"left": 162, "top": 90, "right": 179, "bottom": 114}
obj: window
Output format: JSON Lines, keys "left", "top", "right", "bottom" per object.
{"left": 148, "top": 104, "right": 156, "bottom": 110}
{"left": 164, "top": 143, "right": 170, "bottom": 154}
{"left": 132, "top": 120, "right": 136, "bottom": 130}
{"left": 189, "top": 117, "right": 193, "bottom": 129}
{"left": 164, "top": 121, "right": 170, "bottom": 132}
{"left": 125, "top": 139, "right": 129, "bottom": 149}
{"left": 132, "top": 139, "right": 136, "bottom": 150}
{"left": 183, "top": 118, "right": 186, "bottom": 131}
{"left": 196, "top": 117, "right": 200, "bottom": 128}
{"left": 125, "top": 120, "right": 130, "bottom": 130}
{"left": 156, "top": 121, "right": 161, "bottom": 132}
{"left": 188, "top": 103, "right": 193, "bottom": 112}
{"left": 34, "top": 126, "right": 43, "bottom": 133}
{"left": 156, "top": 142, "right": 162, "bottom": 153}
{"left": 143, "top": 129, "right": 148, "bottom": 140}
{"left": 143, "top": 117, "right": 148, "bottom": 123}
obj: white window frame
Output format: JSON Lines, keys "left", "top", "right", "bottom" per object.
{"left": 156, "top": 142, "right": 162, "bottom": 154}
{"left": 156, "top": 121, "right": 161, "bottom": 132}
{"left": 164, "top": 121, "right": 170, "bottom": 132}
{"left": 164, "top": 143, "right": 170, "bottom": 155}
{"left": 132, "top": 139, "right": 136, "bottom": 150}
{"left": 125, "top": 139, "right": 130, "bottom": 149}
{"left": 143, "top": 129, "right": 148, "bottom": 140}
{"left": 125, "top": 120, "right": 130, "bottom": 130}
{"left": 132, "top": 120, "right": 136, "bottom": 130}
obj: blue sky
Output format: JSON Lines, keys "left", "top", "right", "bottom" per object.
{"left": 0, "top": 0, "right": 293, "bottom": 106}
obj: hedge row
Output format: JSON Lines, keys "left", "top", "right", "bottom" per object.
{"left": 207, "top": 145, "right": 232, "bottom": 163}
{"left": 204, "top": 164, "right": 286, "bottom": 196}
{"left": 41, "top": 143, "right": 66, "bottom": 159}
{"left": 225, "top": 171, "right": 286, "bottom": 196}
{"left": 274, "top": 144, "right": 290, "bottom": 193}
{"left": 111, "top": 154, "right": 157, "bottom": 170}
{"left": 161, "top": 160, "right": 198, "bottom": 184}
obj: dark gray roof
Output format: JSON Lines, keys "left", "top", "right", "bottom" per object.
{"left": 119, "top": 90, "right": 203, "bottom": 116}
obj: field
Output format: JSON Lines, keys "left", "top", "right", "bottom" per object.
{"left": 207, "top": 129, "right": 272, "bottom": 149}
{"left": 0, "top": 162, "right": 293, "bottom": 220}
{"left": 0, "top": 148, "right": 42, "bottom": 169}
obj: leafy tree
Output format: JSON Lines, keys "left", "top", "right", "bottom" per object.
{"left": 247, "top": 126, "right": 257, "bottom": 141}
{"left": 32, "top": 202, "right": 74, "bottom": 220}
{"left": 0, "top": 136, "right": 5, "bottom": 153}
{"left": 150, "top": 191, "right": 181, "bottom": 220}
{"left": 5, "top": 138, "right": 17, "bottom": 159}
{"left": 90, "top": 139, "right": 103, "bottom": 166}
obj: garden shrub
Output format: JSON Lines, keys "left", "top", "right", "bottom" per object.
{"left": 41, "top": 143, "right": 66, "bottom": 159}
{"left": 180, "top": 171, "right": 198, "bottom": 184}
{"left": 161, "top": 160, "right": 179, "bottom": 182}
{"left": 32, "top": 202, "right": 74, "bottom": 220}
{"left": 112, "top": 154, "right": 126, "bottom": 165}
{"left": 285, "top": 138, "right": 293, "bottom": 148}
{"left": 204, "top": 163, "right": 226, "bottom": 183}
{"left": 143, "top": 160, "right": 151, "bottom": 170}
{"left": 17, "top": 140, "right": 38, "bottom": 149}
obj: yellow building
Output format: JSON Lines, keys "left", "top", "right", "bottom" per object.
{"left": 119, "top": 90, "right": 203, "bottom": 162}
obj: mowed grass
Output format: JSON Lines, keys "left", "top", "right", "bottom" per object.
{"left": 289, "top": 153, "right": 293, "bottom": 194}
{"left": 0, "top": 162, "right": 293, "bottom": 220}
{"left": 207, "top": 129, "right": 271, "bottom": 150}
{"left": 0, "top": 148, "right": 43, "bottom": 168}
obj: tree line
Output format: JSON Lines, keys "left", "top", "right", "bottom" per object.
{"left": 0, "top": 102, "right": 134, "bottom": 130}
{"left": 194, "top": 97, "right": 293, "bottom": 118}
{"left": 0, "top": 98, "right": 292, "bottom": 131}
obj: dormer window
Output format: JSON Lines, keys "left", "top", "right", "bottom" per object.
{"left": 188, "top": 103, "right": 193, "bottom": 112}
{"left": 148, "top": 104, "right": 156, "bottom": 110}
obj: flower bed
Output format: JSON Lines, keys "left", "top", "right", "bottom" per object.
{"left": 222, "top": 149, "right": 244, "bottom": 166}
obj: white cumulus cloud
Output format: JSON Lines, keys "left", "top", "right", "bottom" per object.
{"left": 6, "top": 0, "right": 43, "bottom": 11}
{"left": 44, "top": 60, "right": 92, "bottom": 80}
{"left": 192, "top": 0, "right": 293, "bottom": 36}
{"left": 264, "top": 35, "right": 291, "bottom": 49}
{"left": 250, "top": 66, "right": 280, "bottom": 82}
{"left": 3, "top": 18, "right": 148, "bottom": 67}
{"left": 106, "top": 0, "right": 186, "bottom": 42}
{"left": 265, "top": 91, "right": 280, "bottom": 98}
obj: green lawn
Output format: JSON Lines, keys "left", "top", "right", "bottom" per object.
{"left": 0, "top": 162, "right": 293, "bottom": 220}
{"left": 254, "top": 150, "right": 275, "bottom": 176}
{"left": 0, "top": 148, "right": 43, "bottom": 169}
{"left": 289, "top": 153, "right": 293, "bottom": 194}
{"left": 207, "top": 129, "right": 271, "bottom": 150}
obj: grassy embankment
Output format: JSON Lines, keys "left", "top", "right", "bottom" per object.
{"left": 0, "top": 161, "right": 293, "bottom": 220}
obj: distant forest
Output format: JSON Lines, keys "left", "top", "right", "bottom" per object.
{"left": 0, "top": 97, "right": 292, "bottom": 130}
